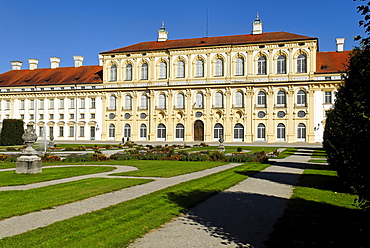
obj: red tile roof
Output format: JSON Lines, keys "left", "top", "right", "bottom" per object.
{"left": 316, "top": 51, "right": 351, "bottom": 73}
{"left": 0, "top": 65, "right": 103, "bottom": 87}
{"left": 101, "top": 31, "right": 316, "bottom": 54}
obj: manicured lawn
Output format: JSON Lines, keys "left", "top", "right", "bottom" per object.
{"left": 111, "top": 160, "right": 226, "bottom": 177}
{"left": 0, "top": 162, "right": 14, "bottom": 169}
{"left": 0, "top": 177, "right": 151, "bottom": 220}
{"left": 311, "top": 148, "right": 327, "bottom": 158}
{"left": 308, "top": 159, "right": 327, "bottom": 163}
{"left": 0, "top": 162, "right": 269, "bottom": 247}
{"left": 277, "top": 147, "right": 298, "bottom": 158}
{"left": 266, "top": 164, "right": 366, "bottom": 247}
{"left": 181, "top": 146, "right": 280, "bottom": 154}
{"left": 0, "top": 166, "right": 115, "bottom": 186}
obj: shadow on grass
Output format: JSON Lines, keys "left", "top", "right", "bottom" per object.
{"left": 166, "top": 189, "right": 367, "bottom": 248}
{"left": 166, "top": 191, "right": 289, "bottom": 247}
{"left": 266, "top": 197, "right": 367, "bottom": 248}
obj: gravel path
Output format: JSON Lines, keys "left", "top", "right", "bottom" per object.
{"left": 0, "top": 162, "right": 242, "bottom": 239}
{"left": 129, "top": 148, "right": 312, "bottom": 248}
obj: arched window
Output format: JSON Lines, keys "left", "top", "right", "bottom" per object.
{"left": 110, "top": 65, "right": 117, "bottom": 81}
{"left": 214, "top": 123, "right": 224, "bottom": 139}
{"left": 140, "top": 124, "right": 147, "bottom": 139}
{"left": 297, "top": 54, "right": 307, "bottom": 73}
{"left": 175, "top": 123, "right": 185, "bottom": 140}
{"left": 297, "top": 90, "right": 306, "bottom": 106}
{"left": 157, "top": 124, "right": 166, "bottom": 140}
{"left": 158, "top": 93, "right": 166, "bottom": 109}
{"left": 196, "top": 60, "right": 204, "bottom": 77}
{"left": 234, "top": 91, "right": 244, "bottom": 108}
{"left": 297, "top": 123, "right": 306, "bottom": 141}
{"left": 257, "top": 123, "right": 266, "bottom": 140}
{"left": 257, "top": 91, "right": 266, "bottom": 107}
{"left": 176, "top": 93, "right": 185, "bottom": 109}
{"left": 124, "top": 95, "right": 132, "bottom": 110}
{"left": 141, "top": 63, "right": 148, "bottom": 80}
{"left": 109, "top": 124, "right": 115, "bottom": 138}
{"left": 159, "top": 62, "right": 167, "bottom": 79}
{"left": 235, "top": 57, "right": 244, "bottom": 76}
{"left": 177, "top": 60, "right": 185, "bottom": 78}
{"left": 140, "top": 95, "right": 148, "bottom": 110}
{"left": 277, "top": 55, "right": 286, "bottom": 74}
{"left": 215, "top": 58, "right": 223, "bottom": 76}
{"left": 234, "top": 123, "right": 244, "bottom": 141}
{"left": 125, "top": 64, "right": 132, "bottom": 81}
{"left": 258, "top": 56, "right": 266, "bottom": 75}
{"left": 277, "top": 90, "right": 286, "bottom": 107}
{"left": 195, "top": 92, "right": 203, "bottom": 108}
{"left": 277, "top": 123, "right": 285, "bottom": 141}
{"left": 124, "top": 124, "right": 131, "bottom": 138}
{"left": 109, "top": 95, "right": 116, "bottom": 110}
{"left": 214, "top": 92, "right": 223, "bottom": 108}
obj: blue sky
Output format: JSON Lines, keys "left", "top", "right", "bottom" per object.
{"left": 0, "top": 0, "right": 364, "bottom": 73}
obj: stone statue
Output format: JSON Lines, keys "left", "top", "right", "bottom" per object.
{"left": 16, "top": 124, "right": 42, "bottom": 174}
{"left": 218, "top": 135, "right": 225, "bottom": 152}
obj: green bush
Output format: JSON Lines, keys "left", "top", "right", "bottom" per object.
{"left": 0, "top": 119, "right": 24, "bottom": 146}
{"left": 64, "top": 154, "right": 93, "bottom": 162}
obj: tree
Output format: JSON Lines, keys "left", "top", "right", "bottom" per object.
{"left": 0, "top": 119, "right": 24, "bottom": 146}
{"left": 323, "top": 0, "right": 370, "bottom": 211}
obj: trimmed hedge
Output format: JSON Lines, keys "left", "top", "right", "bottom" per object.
{"left": 0, "top": 119, "right": 24, "bottom": 146}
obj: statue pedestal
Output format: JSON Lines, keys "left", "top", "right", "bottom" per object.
{"left": 16, "top": 155, "right": 42, "bottom": 174}
{"left": 218, "top": 144, "right": 225, "bottom": 152}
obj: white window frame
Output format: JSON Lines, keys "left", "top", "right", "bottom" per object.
{"left": 235, "top": 57, "right": 244, "bottom": 76}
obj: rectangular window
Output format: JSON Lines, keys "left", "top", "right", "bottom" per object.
{"left": 20, "top": 114, "right": 24, "bottom": 119}
{"left": 49, "top": 99, "right": 54, "bottom": 109}
{"left": 49, "top": 126, "right": 54, "bottom": 138}
{"left": 90, "top": 98, "right": 96, "bottom": 109}
{"left": 30, "top": 100, "right": 35, "bottom": 110}
{"left": 40, "top": 114, "right": 44, "bottom": 120}
{"left": 59, "top": 99, "right": 64, "bottom": 109}
{"left": 70, "top": 114, "right": 74, "bottom": 119}
{"left": 91, "top": 113, "right": 96, "bottom": 119}
{"left": 39, "top": 100, "right": 44, "bottom": 109}
{"left": 325, "top": 92, "right": 332, "bottom": 104}
{"left": 30, "top": 114, "right": 34, "bottom": 120}
{"left": 39, "top": 127, "right": 44, "bottom": 136}
{"left": 59, "top": 126, "right": 64, "bottom": 137}
{"left": 50, "top": 114, "right": 54, "bottom": 119}
{"left": 60, "top": 114, "right": 64, "bottom": 119}
{"left": 69, "top": 126, "right": 74, "bottom": 137}
{"left": 69, "top": 98, "right": 75, "bottom": 109}
{"left": 20, "top": 100, "right": 25, "bottom": 110}
{"left": 79, "top": 126, "right": 84, "bottom": 137}
{"left": 80, "top": 98, "right": 85, "bottom": 108}
{"left": 80, "top": 114, "right": 85, "bottom": 119}
{"left": 5, "top": 100, "right": 10, "bottom": 110}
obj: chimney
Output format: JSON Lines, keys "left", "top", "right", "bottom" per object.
{"left": 336, "top": 38, "right": 345, "bottom": 52}
{"left": 50, "top": 57, "right": 61, "bottom": 69}
{"left": 73, "top": 55, "right": 84, "bottom": 67}
{"left": 28, "top": 59, "right": 39, "bottom": 70}
{"left": 11, "top": 61, "right": 23, "bottom": 70}
{"left": 98, "top": 54, "right": 104, "bottom": 66}
{"left": 157, "top": 21, "right": 168, "bottom": 42}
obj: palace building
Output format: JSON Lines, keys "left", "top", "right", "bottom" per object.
{"left": 0, "top": 17, "right": 350, "bottom": 143}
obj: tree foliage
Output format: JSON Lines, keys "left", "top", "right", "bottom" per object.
{"left": 0, "top": 119, "right": 24, "bottom": 146}
{"left": 323, "top": 0, "right": 370, "bottom": 211}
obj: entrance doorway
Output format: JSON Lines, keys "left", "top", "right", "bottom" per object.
{"left": 194, "top": 120, "right": 204, "bottom": 141}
